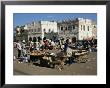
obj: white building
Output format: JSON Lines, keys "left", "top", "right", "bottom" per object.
{"left": 26, "top": 21, "right": 57, "bottom": 40}
{"left": 15, "top": 18, "right": 96, "bottom": 42}
{"left": 92, "top": 21, "right": 97, "bottom": 39}
{"left": 41, "top": 21, "right": 57, "bottom": 39}
{"left": 16, "top": 27, "right": 21, "bottom": 34}
{"left": 58, "top": 18, "right": 97, "bottom": 40}
{"left": 78, "top": 18, "right": 93, "bottom": 40}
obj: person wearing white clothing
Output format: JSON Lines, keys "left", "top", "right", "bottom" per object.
{"left": 22, "top": 40, "right": 26, "bottom": 56}
{"left": 36, "top": 42, "right": 40, "bottom": 50}
{"left": 51, "top": 41, "right": 55, "bottom": 46}
{"left": 69, "top": 38, "right": 72, "bottom": 44}
{"left": 16, "top": 41, "right": 22, "bottom": 58}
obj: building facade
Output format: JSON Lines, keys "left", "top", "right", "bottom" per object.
{"left": 41, "top": 21, "right": 57, "bottom": 39}
{"left": 25, "top": 21, "right": 58, "bottom": 41}
{"left": 78, "top": 18, "right": 93, "bottom": 40}
{"left": 15, "top": 18, "right": 97, "bottom": 42}
{"left": 91, "top": 21, "right": 97, "bottom": 39}
{"left": 58, "top": 18, "right": 97, "bottom": 40}
{"left": 27, "top": 21, "right": 41, "bottom": 41}
{"left": 58, "top": 19, "right": 78, "bottom": 40}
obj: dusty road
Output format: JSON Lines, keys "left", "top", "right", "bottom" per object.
{"left": 13, "top": 48, "right": 97, "bottom": 75}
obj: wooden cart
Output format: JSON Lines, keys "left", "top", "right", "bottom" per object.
{"left": 73, "top": 49, "right": 89, "bottom": 63}
{"left": 28, "top": 49, "right": 89, "bottom": 70}
{"left": 28, "top": 50, "right": 44, "bottom": 65}
{"left": 29, "top": 50, "right": 68, "bottom": 70}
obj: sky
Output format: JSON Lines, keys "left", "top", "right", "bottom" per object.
{"left": 13, "top": 13, "right": 97, "bottom": 27}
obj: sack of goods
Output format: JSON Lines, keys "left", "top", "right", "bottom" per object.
{"left": 31, "top": 50, "right": 42, "bottom": 55}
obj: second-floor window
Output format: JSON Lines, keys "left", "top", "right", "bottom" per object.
{"left": 52, "top": 29, "right": 54, "bottom": 32}
{"left": 49, "top": 29, "right": 51, "bottom": 32}
{"left": 65, "top": 27, "right": 67, "bottom": 31}
{"left": 38, "top": 28, "right": 40, "bottom": 32}
{"left": 83, "top": 25, "right": 85, "bottom": 31}
{"left": 68, "top": 26, "right": 72, "bottom": 31}
{"left": 88, "top": 26, "right": 89, "bottom": 31}
{"left": 32, "top": 29, "right": 33, "bottom": 32}
{"left": 34, "top": 29, "right": 36, "bottom": 32}
{"left": 73, "top": 25, "right": 75, "bottom": 29}
{"left": 81, "top": 25, "right": 82, "bottom": 30}
{"left": 61, "top": 27, "right": 63, "bottom": 31}
{"left": 43, "top": 29, "right": 46, "bottom": 32}
{"left": 28, "top": 29, "right": 30, "bottom": 32}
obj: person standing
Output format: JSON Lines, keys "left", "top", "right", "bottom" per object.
{"left": 22, "top": 40, "right": 26, "bottom": 56}
{"left": 64, "top": 39, "right": 69, "bottom": 53}
{"left": 39, "top": 40, "right": 44, "bottom": 51}
{"left": 16, "top": 40, "right": 22, "bottom": 58}
{"left": 21, "top": 40, "right": 29, "bottom": 63}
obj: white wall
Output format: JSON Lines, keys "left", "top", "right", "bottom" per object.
{"left": 41, "top": 21, "right": 57, "bottom": 39}
{"left": 41, "top": 21, "right": 57, "bottom": 33}
{"left": 78, "top": 18, "right": 93, "bottom": 40}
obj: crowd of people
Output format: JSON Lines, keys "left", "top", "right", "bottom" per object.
{"left": 14, "top": 37, "right": 97, "bottom": 63}
{"left": 29, "top": 39, "right": 56, "bottom": 52}
{"left": 14, "top": 40, "right": 28, "bottom": 62}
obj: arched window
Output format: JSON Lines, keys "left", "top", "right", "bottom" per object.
{"left": 88, "top": 26, "right": 89, "bottom": 31}
{"left": 38, "top": 36, "right": 41, "bottom": 42}
{"left": 33, "top": 37, "right": 37, "bottom": 42}
{"left": 34, "top": 29, "right": 36, "bottom": 32}
{"left": 81, "top": 25, "right": 82, "bottom": 30}
{"left": 29, "top": 29, "right": 31, "bottom": 32}
{"left": 73, "top": 25, "right": 75, "bottom": 29}
{"left": 72, "top": 37, "right": 76, "bottom": 43}
{"left": 49, "top": 29, "right": 51, "bottom": 32}
{"left": 52, "top": 29, "right": 54, "bottom": 32}
{"left": 29, "top": 37, "right": 32, "bottom": 41}
{"left": 32, "top": 29, "right": 33, "bottom": 32}
{"left": 43, "top": 28, "right": 46, "bottom": 32}
{"left": 38, "top": 28, "right": 40, "bottom": 32}
{"left": 65, "top": 27, "right": 67, "bottom": 31}
{"left": 83, "top": 25, "right": 85, "bottom": 31}
{"left": 61, "top": 27, "right": 63, "bottom": 31}
{"left": 68, "top": 26, "right": 70, "bottom": 31}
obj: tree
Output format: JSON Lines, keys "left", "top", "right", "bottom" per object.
{"left": 20, "top": 28, "right": 24, "bottom": 34}
{"left": 15, "top": 30, "right": 28, "bottom": 43}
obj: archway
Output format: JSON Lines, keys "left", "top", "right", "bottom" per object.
{"left": 29, "top": 37, "right": 32, "bottom": 42}
{"left": 33, "top": 37, "right": 37, "bottom": 42}
{"left": 72, "top": 37, "right": 76, "bottom": 43}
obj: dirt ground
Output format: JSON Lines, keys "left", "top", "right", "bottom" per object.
{"left": 13, "top": 48, "right": 97, "bottom": 75}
